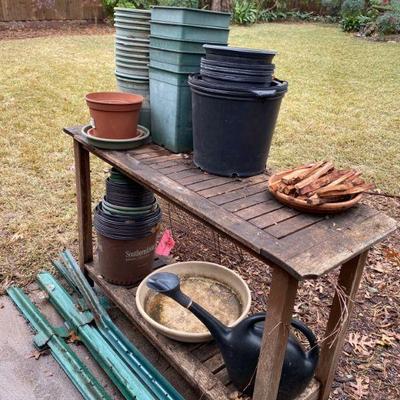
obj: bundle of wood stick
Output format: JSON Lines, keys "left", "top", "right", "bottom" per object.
{"left": 269, "top": 161, "right": 374, "bottom": 205}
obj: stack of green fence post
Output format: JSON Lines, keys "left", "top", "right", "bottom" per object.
{"left": 149, "top": 6, "right": 231, "bottom": 153}
{"left": 114, "top": 7, "right": 151, "bottom": 129}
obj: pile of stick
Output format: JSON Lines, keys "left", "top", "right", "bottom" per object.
{"left": 269, "top": 161, "right": 374, "bottom": 205}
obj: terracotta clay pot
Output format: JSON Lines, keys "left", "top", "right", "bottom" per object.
{"left": 85, "top": 92, "right": 143, "bottom": 139}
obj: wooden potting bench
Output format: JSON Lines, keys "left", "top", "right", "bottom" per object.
{"left": 65, "top": 125, "right": 396, "bottom": 400}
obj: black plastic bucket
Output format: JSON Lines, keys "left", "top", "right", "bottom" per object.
{"left": 200, "top": 62, "right": 274, "bottom": 76}
{"left": 201, "top": 70, "right": 273, "bottom": 86}
{"left": 201, "top": 57, "right": 275, "bottom": 71}
{"left": 189, "top": 75, "right": 288, "bottom": 177}
{"left": 203, "top": 44, "right": 277, "bottom": 65}
{"left": 94, "top": 201, "right": 162, "bottom": 285}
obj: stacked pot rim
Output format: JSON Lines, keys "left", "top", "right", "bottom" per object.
{"left": 94, "top": 168, "right": 161, "bottom": 286}
{"left": 114, "top": 7, "right": 151, "bottom": 129}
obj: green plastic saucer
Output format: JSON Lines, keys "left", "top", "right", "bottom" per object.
{"left": 81, "top": 124, "right": 150, "bottom": 150}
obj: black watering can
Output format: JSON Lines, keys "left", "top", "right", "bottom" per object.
{"left": 147, "top": 272, "right": 319, "bottom": 400}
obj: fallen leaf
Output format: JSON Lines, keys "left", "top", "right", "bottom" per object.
{"left": 67, "top": 330, "right": 80, "bottom": 344}
{"left": 349, "top": 376, "right": 369, "bottom": 399}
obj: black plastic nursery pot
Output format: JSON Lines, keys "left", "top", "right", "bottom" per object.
{"left": 201, "top": 57, "right": 275, "bottom": 71}
{"left": 200, "top": 70, "right": 273, "bottom": 86}
{"left": 203, "top": 44, "right": 277, "bottom": 65}
{"left": 189, "top": 75, "right": 288, "bottom": 177}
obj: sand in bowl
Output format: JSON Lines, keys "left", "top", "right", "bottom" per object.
{"left": 145, "top": 275, "right": 242, "bottom": 333}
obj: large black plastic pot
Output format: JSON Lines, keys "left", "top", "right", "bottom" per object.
{"left": 203, "top": 44, "right": 277, "bottom": 65}
{"left": 189, "top": 75, "right": 288, "bottom": 177}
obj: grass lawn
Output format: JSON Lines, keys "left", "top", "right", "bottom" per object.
{"left": 0, "top": 23, "right": 399, "bottom": 289}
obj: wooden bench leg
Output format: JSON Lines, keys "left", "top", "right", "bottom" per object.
{"left": 253, "top": 267, "right": 299, "bottom": 400}
{"left": 316, "top": 251, "right": 368, "bottom": 400}
{"left": 73, "top": 140, "right": 93, "bottom": 280}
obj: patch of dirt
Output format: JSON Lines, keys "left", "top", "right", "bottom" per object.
{"left": 0, "top": 20, "right": 113, "bottom": 41}
{"left": 160, "top": 193, "right": 399, "bottom": 400}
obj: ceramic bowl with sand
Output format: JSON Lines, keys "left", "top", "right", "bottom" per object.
{"left": 136, "top": 261, "right": 251, "bottom": 342}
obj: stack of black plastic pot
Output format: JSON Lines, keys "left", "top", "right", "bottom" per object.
{"left": 188, "top": 45, "right": 288, "bottom": 177}
{"left": 94, "top": 168, "right": 161, "bottom": 286}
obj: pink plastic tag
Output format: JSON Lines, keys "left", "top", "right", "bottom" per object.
{"left": 155, "top": 229, "right": 175, "bottom": 257}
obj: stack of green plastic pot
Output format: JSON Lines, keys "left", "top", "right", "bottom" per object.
{"left": 149, "top": 6, "right": 231, "bottom": 153}
{"left": 114, "top": 7, "right": 151, "bottom": 129}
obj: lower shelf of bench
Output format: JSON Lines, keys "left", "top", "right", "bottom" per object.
{"left": 85, "top": 261, "right": 321, "bottom": 400}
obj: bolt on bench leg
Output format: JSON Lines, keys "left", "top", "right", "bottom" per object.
{"left": 73, "top": 141, "right": 93, "bottom": 283}
{"left": 253, "top": 267, "right": 299, "bottom": 400}
{"left": 316, "top": 251, "right": 368, "bottom": 400}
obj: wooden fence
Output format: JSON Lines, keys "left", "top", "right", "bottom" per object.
{"left": 0, "top": 0, "right": 104, "bottom": 22}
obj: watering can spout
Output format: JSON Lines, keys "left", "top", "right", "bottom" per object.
{"left": 146, "top": 272, "right": 230, "bottom": 341}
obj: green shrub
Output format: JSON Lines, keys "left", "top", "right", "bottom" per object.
{"left": 340, "top": 13, "right": 371, "bottom": 30}
{"left": 232, "top": 0, "right": 258, "bottom": 24}
{"left": 340, "top": 0, "right": 365, "bottom": 17}
{"left": 376, "top": 11, "right": 400, "bottom": 33}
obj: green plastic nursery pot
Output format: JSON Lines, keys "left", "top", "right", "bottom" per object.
{"left": 115, "top": 46, "right": 149, "bottom": 57}
{"left": 151, "top": 6, "right": 231, "bottom": 28}
{"left": 116, "top": 62, "right": 149, "bottom": 77}
{"left": 115, "top": 17, "right": 151, "bottom": 26}
{"left": 115, "top": 23, "right": 150, "bottom": 39}
{"left": 149, "top": 47, "right": 202, "bottom": 68}
{"left": 116, "top": 55, "right": 149, "bottom": 65}
{"left": 115, "top": 36, "right": 150, "bottom": 47}
{"left": 150, "top": 36, "right": 207, "bottom": 53}
{"left": 114, "top": 7, "right": 151, "bottom": 18}
{"left": 149, "top": 66, "right": 192, "bottom": 153}
{"left": 149, "top": 60, "right": 197, "bottom": 74}
{"left": 150, "top": 22, "right": 229, "bottom": 43}
{"left": 116, "top": 74, "right": 149, "bottom": 106}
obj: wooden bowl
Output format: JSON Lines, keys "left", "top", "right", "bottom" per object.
{"left": 268, "top": 174, "right": 363, "bottom": 214}
{"left": 136, "top": 261, "right": 251, "bottom": 343}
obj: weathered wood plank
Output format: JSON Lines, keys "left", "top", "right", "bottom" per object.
{"left": 276, "top": 205, "right": 376, "bottom": 262}
{"left": 315, "top": 253, "right": 368, "bottom": 400}
{"left": 188, "top": 177, "right": 232, "bottom": 192}
{"left": 215, "top": 369, "right": 231, "bottom": 386}
{"left": 133, "top": 150, "right": 170, "bottom": 160}
{"left": 178, "top": 173, "right": 215, "bottom": 186}
{"left": 73, "top": 141, "right": 93, "bottom": 270}
{"left": 203, "top": 353, "right": 225, "bottom": 373}
{"left": 235, "top": 200, "right": 283, "bottom": 221}
{"left": 265, "top": 214, "right": 324, "bottom": 239}
{"left": 158, "top": 163, "right": 194, "bottom": 175}
{"left": 148, "top": 159, "right": 180, "bottom": 169}
{"left": 86, "top": 263, "right": 231, "bottom": 400}
{"left": 253, "top": 267, "right": 299, "bottom": 400}
{"left": 143, "top": 154, "right": 185, "bottom": 164}
{"left": 282, "top": 211, "right": 396, "bottom": 279}
{"left": 191, "top": 342, "right": 220, "bottom": 362}
{"left": 167, "top": 168, "right": 200, "bottom": 180}
{"left": 199, "top": 175, "right": 267, "bottom": 199}
{"left": 210, "top": 181, "right": 269, "bottom": 206}
{"left": 251, "top": 208, "right": 299, "bottom": 229}
{"left": 223, "top": 191, "right": 273, "bottom": 213}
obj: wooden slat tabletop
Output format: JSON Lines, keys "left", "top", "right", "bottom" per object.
{"left": 65, "top": 126, "right": 397, "bottom": 280}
